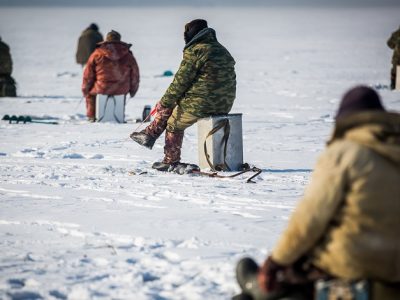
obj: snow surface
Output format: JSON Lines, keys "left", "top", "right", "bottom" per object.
{"left": 1, "top": 5, "right": 400, "bottom": 300}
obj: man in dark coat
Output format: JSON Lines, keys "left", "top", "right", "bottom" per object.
{"left": 130, "top": 19, "right": 236, "bottom": 171}
{"left": 387, "top": 25, "right": 400, "bottom": 89}
{"left": 76, "top": 23, "right": 103, "bottom": 67}
{"left": 0, "top": 36, "right": 16, "bottom": 97}
{"left": 82, "top": 30, "right": 140, "bottom": 121}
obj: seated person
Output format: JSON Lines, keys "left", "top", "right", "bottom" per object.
{"left": 234, "top": 86, "right": 400, "bottom": 300}
{"left": 130, "top": 19, "right": 236, "bottom": 171}
{"left": 82, "top": 30, "right": 139, "bottom": 122}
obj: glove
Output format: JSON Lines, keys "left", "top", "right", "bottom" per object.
{"left": 154, "top": 101, "right": 163, "bottom": 112}
{"left": 257, "top": 256, "right": 285, "bottom": 293}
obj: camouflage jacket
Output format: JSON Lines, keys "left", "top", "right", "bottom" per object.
{"left": 387, "top": 27, "right": 400, "bottom": 65}
{"left": 0, "top": 39, "right": 12, "bottom": 75}
{"left": 160, "top": 28, "right": 236, "bottom": 118}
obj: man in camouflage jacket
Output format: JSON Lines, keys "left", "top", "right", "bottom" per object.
{"left": 130, "top": 19, "right": 236, "bottom": 171}
{"left": 387, "top": 25, "right": 400, "bottom": 89}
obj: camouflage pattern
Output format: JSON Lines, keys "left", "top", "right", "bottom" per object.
{"left": 76, "top": 28, "right": 103, "bottom": 66}
{"left": 160, "top": 28, "right": 236, "bottom": 118}
{"left": 137, "top": 103, "right": 190, "bottom": 164}
{"left": 144, "top": 105, "right": 173, "bottom": 138}
{"left": 166, "top": 105, "right": 199, "bottom": 133}
{"left": 0, "top": 38, "right": 12, "bottom": 75}
{"left": 163, "top": 131, "right": 184, "bottom": 164}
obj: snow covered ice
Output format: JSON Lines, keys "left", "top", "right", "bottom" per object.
{"left": 1, "top": 5, "right": 400, "bottom": 300}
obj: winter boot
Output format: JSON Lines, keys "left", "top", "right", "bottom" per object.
{"left": 152, "top": 130, "right": 184, "bottom": 171}
{"left": 130, "top": 130, "right": 157, "bottom": 150}
{"left": 236, "top": 258, "right": 293, "bottom": 300}
{"left": 236, "top": 258, "right": 260, "bottom": 296}
{"left": 130, "top": 104, "right": 173, "bottom": 150}
{"left": 151, "top": 161, "right": 176, "bottom": 172}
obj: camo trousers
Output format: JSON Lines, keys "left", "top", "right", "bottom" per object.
{"left": 144, "top": 104, "right": 199, "bottom": 137}
{"left": 144, "top": 104, "right": 199, "bottom": 164}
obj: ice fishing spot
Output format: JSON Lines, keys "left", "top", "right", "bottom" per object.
{"left": 62, "top": 153, "right": 85, "bottom": 159}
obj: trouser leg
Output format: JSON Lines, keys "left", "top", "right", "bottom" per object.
{"left": 162, "top": 106, "right": 199, "bottom": 164}
{"left": 144, "top": 105, "right": 173, "bottom": 139}
{"left": 390, "top": 65, "right": 396, "bottom": 90}
{"left": 163, "top": 131, "right": 184, "bottom": 164}
{"left": 0, "top": 74, "right": 16, "bottom": 97}
{"left": 85, "top": 95, "right": 96, "bottom": 118}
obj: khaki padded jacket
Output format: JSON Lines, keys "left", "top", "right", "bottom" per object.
{"left": 272, "top": 111, "right": 400, "bottom": 283}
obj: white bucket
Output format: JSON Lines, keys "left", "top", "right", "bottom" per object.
{"left": 197, "top": 114, "right": 243, "bottom": 171}
{"left": 96, "top": 94, "right": 126, "bottom": 123}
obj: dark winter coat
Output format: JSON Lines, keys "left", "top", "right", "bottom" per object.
{"left": 272, "top": 111, "right": 400, "bottom": 284}
{"left": 76, "top": 28, "right": 103, "bottom": 65}
{"left": 387, "top": 27, "right": 400, "bottom": 65}
{"left": 160, "top": 28, "right": 236, "bottom": 118}
{"left": 0, "top": 39, "right": 12, "bottom": 75}
{"left": 82, "top": 41, "right": 139, "bottom": 97}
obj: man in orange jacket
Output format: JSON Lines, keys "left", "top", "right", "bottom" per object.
{"left": 82, "top": 30, "right": 139, "bottom": 121}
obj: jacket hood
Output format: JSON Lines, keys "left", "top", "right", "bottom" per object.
{"left": 96, "top": 41, "right": 131, "bottom": 61}
{"left": 184, "top": 28, "right": 217, "bottom": 50}
{"left": 329, "top": 111, "right": 400, "bottom": 166}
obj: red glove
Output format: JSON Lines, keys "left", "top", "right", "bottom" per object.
{"left": 257, "top": 256, "right": 285, "bottom": 293}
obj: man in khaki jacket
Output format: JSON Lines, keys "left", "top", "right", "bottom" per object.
{"left": 234, "top": 86, "right": 400, "bottom": 300}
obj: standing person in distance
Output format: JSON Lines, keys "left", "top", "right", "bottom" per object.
{"left": 76, "top": 23, "right": 103, "bottom": 67}
{"left": 387, "top": 25, "right": 400, "bottom": 90}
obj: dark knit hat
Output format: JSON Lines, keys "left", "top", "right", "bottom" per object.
{"left": 336, "top": 86, "right": 385, "bottom": 120}
{"left": 106, "top": 30, "right": 121, "bottom": 42}
{"left": 88, "top": 23, "right": 99, "bottom": 31}
{"left": 184, "top": 19, "right": 208, "bottom": 44}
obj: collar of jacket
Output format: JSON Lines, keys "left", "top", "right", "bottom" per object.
{"left": 328, "top": 111, "right": 400, "bottom": 165}
{"left": 184, "top": 28, "right": 217, "bottom": 50}
{"left": 329, "top": 111, "right": 400, "bottom": 141}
